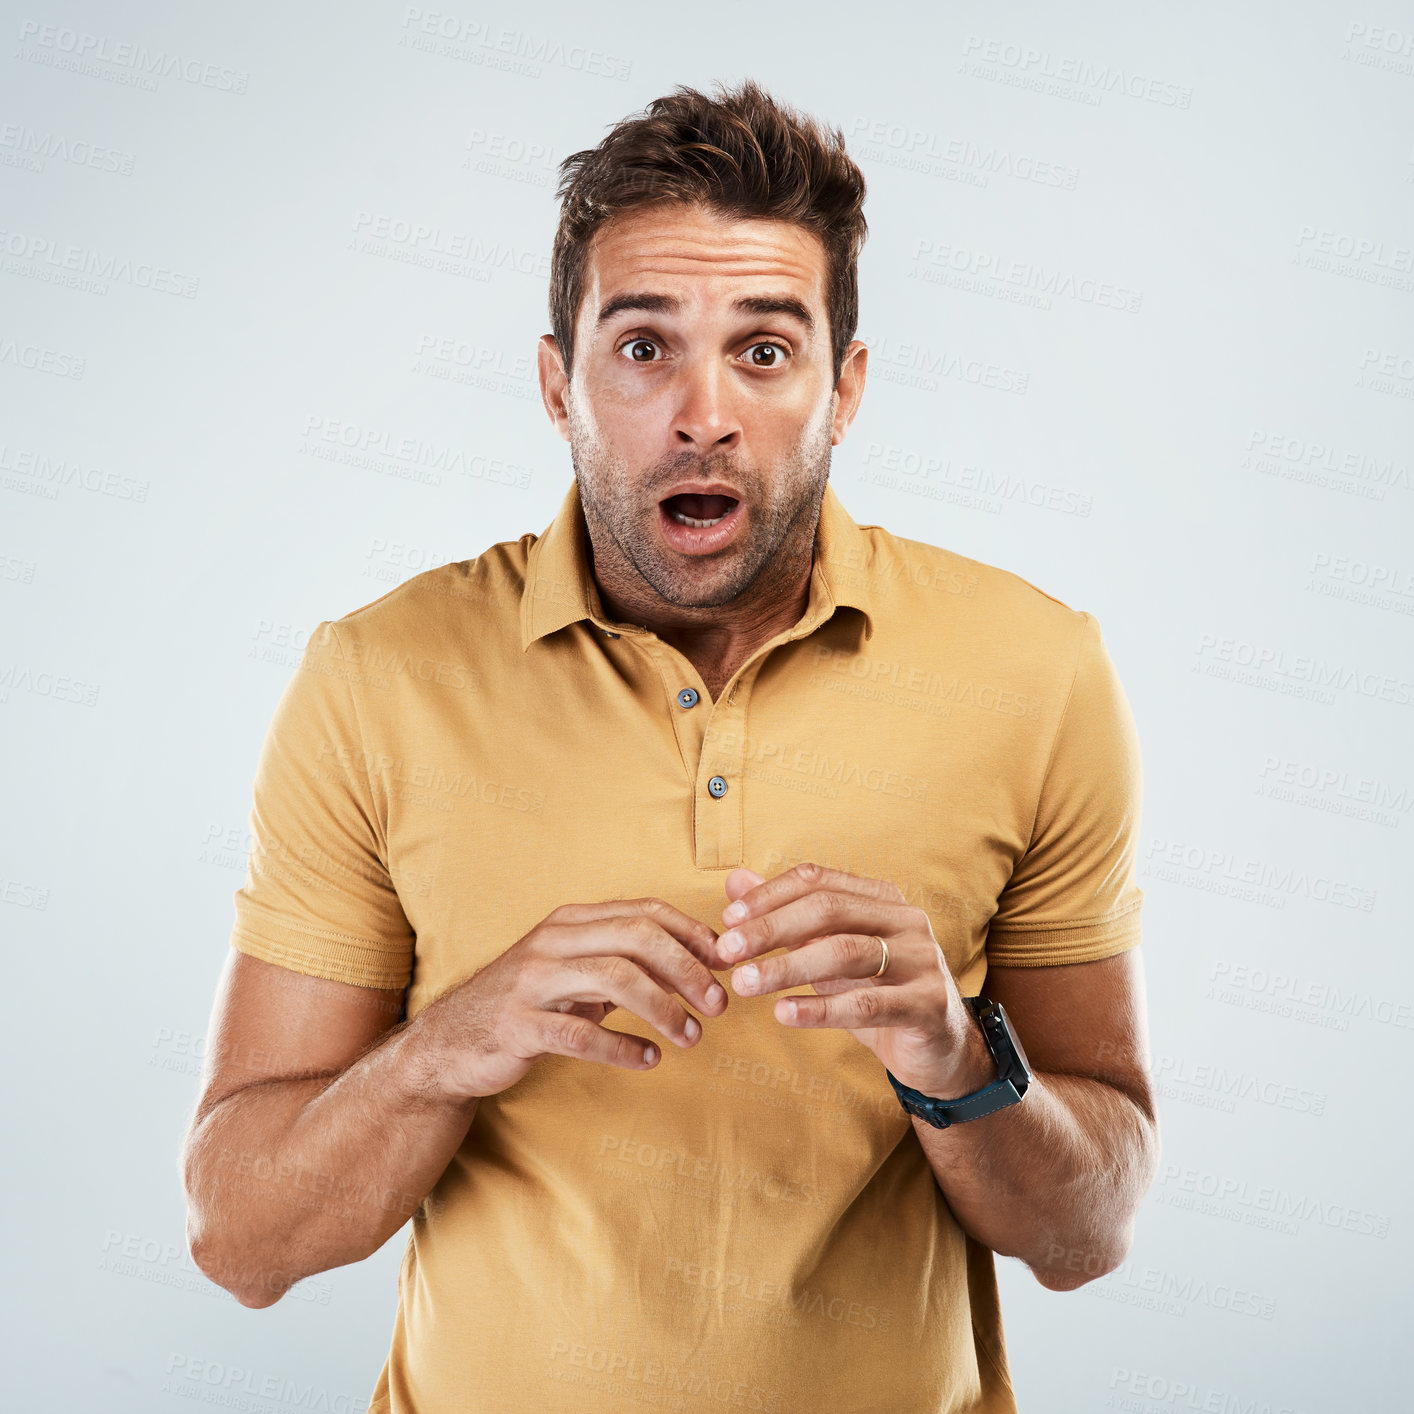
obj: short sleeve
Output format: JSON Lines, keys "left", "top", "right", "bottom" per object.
{"left": 985, "top": 611, "right": 1144, "bottom": 967}
{"left": 230, "top": 620, "right": 416, "bottom": 990}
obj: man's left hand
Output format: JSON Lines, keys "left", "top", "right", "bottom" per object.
{"left": 717, "top": 862, "right": 996, "bottom": 1100}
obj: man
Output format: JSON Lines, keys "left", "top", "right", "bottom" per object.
{"left": 181, "top": 79, "right": 1158, "bottom": 1413}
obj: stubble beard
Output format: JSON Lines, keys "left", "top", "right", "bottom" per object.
{"left": 566, "top": 397, "right": 834, "bottom": 611}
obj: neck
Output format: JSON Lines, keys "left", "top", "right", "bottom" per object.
{"left": 584, "top": 501, "right": 822, "bottom": 700}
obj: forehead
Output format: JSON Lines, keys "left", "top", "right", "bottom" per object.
{"left": 582, "top": 203, "right": 827, "bottom": 320}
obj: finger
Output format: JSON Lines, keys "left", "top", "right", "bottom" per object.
{"left": 551, "top": 896, "right": 722, "bottom": 967}
{"left": 718, "top": 862, "right": 907, "bottom": 960}
{"left": 722, "top": 861, "right": 905, "bottom": 926}
{"left": 730, "top": 933, "right": 888, "bottom": 998}
{"left": 772, "top": 985, "right": 901, "bottom": 1029}
{"left": 540, "top": 953, "right": 703, "bottom": 1050}
{"left": 550, "top": 903, "right": 728, "bottom": 1015}
{"left": 723, "top": 866, "right": 765, "bottom": 906}
{"left": 719, "top": 887, "right": 915, "bottom": 965}
{"left": 525, "top": 1007, "right": 665, "bottom": 1072}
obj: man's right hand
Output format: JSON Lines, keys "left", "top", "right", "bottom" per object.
{"left": 423, "top": 898, "right": 731, "bottom": 1100}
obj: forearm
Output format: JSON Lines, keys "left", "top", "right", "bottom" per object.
{"left": 912, "top": 1037, "right": 1159, "bottom": 1289}
{"left": 183, "top": 1008, "right": 478, "bottom": 1308}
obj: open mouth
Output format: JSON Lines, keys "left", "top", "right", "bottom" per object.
{"left": 660, "top": 492, "right": 740, "bottom": 527}
{"left": 656, "top": 492, "right": 746, "bottom": 555}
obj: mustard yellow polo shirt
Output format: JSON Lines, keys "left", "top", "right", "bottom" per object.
{"left": 229, "top": 475, "right": 1144, "bottom": 1413}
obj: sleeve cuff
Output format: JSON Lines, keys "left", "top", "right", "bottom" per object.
{"left": 984, "top": 900, "right": 1143, "bottom": 968}
{"left": 230, "top": 922, "right": 412, "bottom": 992}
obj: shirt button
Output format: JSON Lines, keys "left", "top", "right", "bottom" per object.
{"left": 708, "top": 775, "right": 728, "bottom": 798}
{"left": 677, "top": 687, "right": 699, "bottom": 709}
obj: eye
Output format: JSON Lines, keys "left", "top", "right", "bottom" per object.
{"left": 618, "top": 338, "right": 662, "bottom": 362}
{"left": 744, "top": 342, "right": 788, "bottom": 368}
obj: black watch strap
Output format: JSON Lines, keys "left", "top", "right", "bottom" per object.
{"left": 886, "top": 995, "right": 1031, "bottom": 1129}
{"left": 885, "top": 1070, "right": 1024, "bottom": 1129}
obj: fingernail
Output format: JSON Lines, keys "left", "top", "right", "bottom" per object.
{"left": 720, "top": 930, "right": 744, "bottom": 958}
{"left": 734, "top": 964, "right": 759, "bottom": 994}
{"left": 644, "top": 1045, "right": 658, "bottom": 1065}
{"left": 722, "top": 900, "right": 747, "bottom": 924}
{"left": 706, "top": 983, "right": 726, "bottom": 1008}
{"left": 684, "top": 1016, "right": 701, "bottom": 1043}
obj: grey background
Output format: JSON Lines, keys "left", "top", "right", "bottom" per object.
{"left": 3, "top": 2, "right": 1412, "bottom": 1410}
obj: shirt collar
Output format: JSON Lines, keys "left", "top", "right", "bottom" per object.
{"left": 520, "top": 477, "right": 877, "bottom": 651}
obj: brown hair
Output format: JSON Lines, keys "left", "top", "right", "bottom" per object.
{"left": 549, "top": 78, "right": 868, "bottom": 386}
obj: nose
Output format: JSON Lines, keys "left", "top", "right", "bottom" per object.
{"left": 672, "top": 356, "right": 742, "bottom": 452}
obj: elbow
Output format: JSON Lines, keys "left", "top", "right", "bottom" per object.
{"left": 187, "top": 1221, "right": 293, "bottom": 1310}
{"left": 191, "top": 1235, "right": 290, "bottom": 1309}
{"left": 1030, "top": 1229, "right": 1132, "bottom": 1292}
{"left": 1026, "top": 1094, "right": 1160, "bottom": 1293}
{"left": 181, "top": 1137, "right": 296, "bottom": 1309}
{"left": 1032, "top": 1262, "right": 1109, "bottom": 1293}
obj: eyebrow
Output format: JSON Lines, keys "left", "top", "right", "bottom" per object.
{"left": 596, "top": 291, "right": 815, "bottom": 335}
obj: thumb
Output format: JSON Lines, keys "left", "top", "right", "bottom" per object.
{"left": 724, "top": 867, "right": 765, "bottom": 904}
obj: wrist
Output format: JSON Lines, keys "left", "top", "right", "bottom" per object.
{"left": 398, "top": 1003, "right": 485, "bottom": 1111}
{"left": 905, "top": 996, "right": 997, "bottom": 1100}
{"left": 944, "top": 1006, "right": 1001, "bottom": 1097}
{"left": 890, "top": 994, "right": 1033, "bottom": 1129}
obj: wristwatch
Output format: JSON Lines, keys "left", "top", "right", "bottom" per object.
{"left": 886, "top": 995, "right": 1032, "bottom": 1129}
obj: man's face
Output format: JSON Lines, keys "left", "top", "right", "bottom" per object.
{"left": 539, "top": 202, "right": 864, "bottom": 611}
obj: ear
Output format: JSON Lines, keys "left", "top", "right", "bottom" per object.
{"left": 537, "top": 334, "right": 571, "bottom": 442}
{"left": 830, "top": 339, "right": 869, "bottom": 447}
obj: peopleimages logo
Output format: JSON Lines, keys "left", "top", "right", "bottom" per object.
{"left": 396, "top": 8, "right": 631, "bottom": 81}
{"left": 163, "top": 1354, "right": 360, "bottom": 1411}
{"left": 664, "top": 1255, "right": 895, "bottom": 1332}
{"left": 847, "top": 116, "right": 1079, "bottom": 190}
{"left": 0, "top": 227, "right": 199, "bottom": 297}
{"left": 1143, "top": 837, "right": 1376, "bottom": 911}
{"left": 15, "top": 20, "right": 250, "bottom": 92}
{"left": 1192, "top": 632, "right": 1414, "bottom": 709}
{"left": 1257, "top": 753, "right": 1412, "bottom": 827}
{"left": 959, "top": 35, "right": 1194, "bottom": 108}
{"left": 1149, "top": 1053, "right": 1327, "bottom": 1116}
{"left": 597, "top": 1134, "right": 819, "bottom": 1205}
{"left": 810, "top": 646, "right": 1044, "bottom": 720}
{"left": 0, "top": 444, "right": 149, "bottom": 500}
{"left": 1156, "top": 1163, "right": 1389, "bottom": 1238}
{"left": 1207, "top": 960, "right": 1414, "bottom": 1033}
{"left": 0, "top": 337, "right": 85, "bottom": 379}
{"left": 1091, "top": 1261, "right": 1277, "bottom": 1321}
{"left": 1243, "top": 427, "right": 1410, "bottom": 500}
{"left": 0, "top": 122, "right": 137, "bottom": 175}
{"left": 911, "top": 238, "right": 1143, "bottom": 312}
{"left": 1109, "top": 1367, "right": 1307, "bottom": 1414}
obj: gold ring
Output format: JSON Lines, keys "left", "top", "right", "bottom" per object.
{"left": 870, "top": 935, "right": 890, "bottom": 979}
